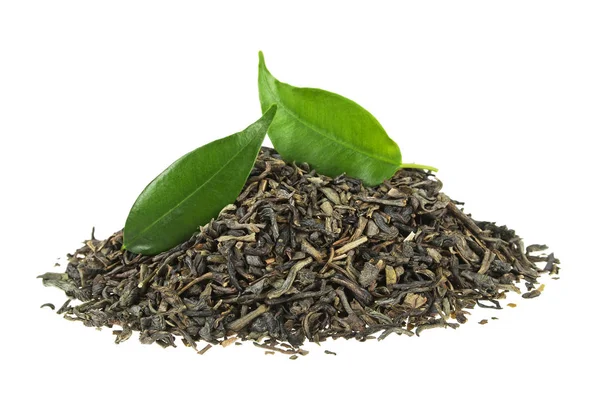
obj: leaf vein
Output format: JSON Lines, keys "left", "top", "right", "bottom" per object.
{"left": 261, "top": 75, "right": 399, "bottom": 167}
{"left": 126, "top": 136, "right": 257, "bottom": 246}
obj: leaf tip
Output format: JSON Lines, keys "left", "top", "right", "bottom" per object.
{"left": 258, "top": 50, "right": 265, "bottom": 66}
{"left": 264, "top": 103, "right": 277, "bottom": 118}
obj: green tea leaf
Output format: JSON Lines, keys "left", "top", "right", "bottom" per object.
{"left": 123, "top": 106, "right": 277, "bottom": 255}
{"left": 258, "top": 52, "right": 401, "bottom": 186}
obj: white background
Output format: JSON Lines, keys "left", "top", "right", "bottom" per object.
{"left": 1, "top": 1, "right": 598, "bottom": 411}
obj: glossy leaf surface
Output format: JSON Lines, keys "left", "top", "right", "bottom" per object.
{"left": 124, "top": 106, "right": 277, "bottom": 255}
{"left": 258, "top": 52, "right": 401, "bottom": 186}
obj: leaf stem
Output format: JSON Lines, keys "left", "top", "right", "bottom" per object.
{"left": 398, "top": 163, "right": 439, "bottom": 173}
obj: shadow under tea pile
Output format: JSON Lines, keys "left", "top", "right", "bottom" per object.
{"left": 39, "top": 148, "right": 559, "bottom": 355}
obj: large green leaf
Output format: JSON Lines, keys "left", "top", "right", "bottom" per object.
{"left": 123, "top": 106, "right": 277, "bottom": 255}
{"left": 258, "top": 52, "right": 401, "bottom": 186}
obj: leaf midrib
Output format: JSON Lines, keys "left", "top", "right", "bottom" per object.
{"left": 126, "top": 136, "right": 257, "bottom": 246}
{"left": 261, "top": 73, "right": 399, "bottom": 167}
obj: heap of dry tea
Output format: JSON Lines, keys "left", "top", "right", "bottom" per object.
{"left": 39, "top": 148, "right": 559, "bottom": 355}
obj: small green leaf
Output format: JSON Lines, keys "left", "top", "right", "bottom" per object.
{"left": 123, "top": 105, "right": 277, "bottom": 255}
{"left": 258, "top": 52, "right": 401, "bottom": 186}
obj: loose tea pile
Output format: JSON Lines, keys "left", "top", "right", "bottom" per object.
{"left": 40, "top": 148, "right": 559, "bottom": 355}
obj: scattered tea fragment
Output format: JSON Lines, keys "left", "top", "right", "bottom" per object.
{"left": 40, "top": 148, "right": 559, "bottom": 354}
{"left": 198, "top": 344, "right": 212, "bottom": 355}
{"left": 508, "top": 303, "right": 518, "bottom": 308}
{"left": 324, "top": 350, "right": 337, "bottom": 356}
{"left": 523, "top": 290, "right": 542, "bottom": 299}
{"left": 479, "top": 319, "right": 488, "bottom": 325}
{"left": 221, "top": 337, "right": 238, "bottom": 347}
{"left": 40, "top": 303, "right": 55, "bottom": 310}
{"left": 113, "top": 328, "right": 132, "bottom": 344}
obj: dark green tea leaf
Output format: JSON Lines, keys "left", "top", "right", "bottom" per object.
{"left": 123, "top": 106, "right": 277, "bottom": 255}
{"left": 258, "top": 52, "right": 401, "bottom": 186}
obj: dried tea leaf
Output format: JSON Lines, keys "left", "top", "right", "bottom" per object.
{"left": 522, "top": 290, "right": 541, "bottom": 299}
{"left": 359, "top": 262, "right": 380, "bottom": 288}
{"left": 385, "top": 265, "right": 397, "bottom": 288}
{"left": 404, "top": 293, "right": 427, "bottom": 309}
{"left": 40, "top": 148, "right": 559, "bottom": 355}
{"left": 221, "top": 336, "right": 238, "bottom": 347}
